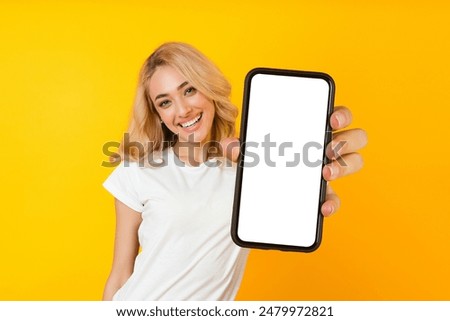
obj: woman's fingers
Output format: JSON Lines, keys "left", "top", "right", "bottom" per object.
{"left": 321, "top": 106, "right": 367, "bottom": 217}
{"left": 219, "top": 137, "right": 240, "bottom": 163}
{"left": 321, "top": 185, "right": 341, "bottom": 217}
{"left": 330, "top": 106, "right": 353, "bottom": 130}
{"left": 322, "top": 153, "right": 364, "bottom": 181}
{"left": 326, "top": 128, "right": 368, "bottom": 159}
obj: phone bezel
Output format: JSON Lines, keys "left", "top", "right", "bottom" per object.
{"left": 231, "top": 67, "right": 335, "bottom": 252}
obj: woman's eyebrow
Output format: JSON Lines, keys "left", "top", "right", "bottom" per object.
{"left": 154, "top": 81, "right": 189, "bottom": 101}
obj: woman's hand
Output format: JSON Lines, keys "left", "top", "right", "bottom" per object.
{"left": 321, "top": 106, "right": 368, "bottom": 216}
{"left": 220, "top": 105, "right": 367, "bottom": 217}
{"left": 219, "top": 137, "right": 240, "bottom": 163}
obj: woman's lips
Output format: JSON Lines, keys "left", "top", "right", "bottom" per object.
{"left": 179, "top": 113, "right": 203, "bottom": 128}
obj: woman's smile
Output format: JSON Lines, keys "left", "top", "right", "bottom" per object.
{"left": 179, "top": 112, "right": 203, "bottom": 129}
{"left": 149, "top": 65, "right": 215, "bottom": 145}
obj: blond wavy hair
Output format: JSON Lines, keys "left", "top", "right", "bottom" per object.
{"left": 118, "top": 42, "right": 238, "bottom": 162}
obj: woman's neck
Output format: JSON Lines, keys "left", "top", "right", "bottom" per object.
{"left": 173, "top": 141, "right": 218, "bottom": 166}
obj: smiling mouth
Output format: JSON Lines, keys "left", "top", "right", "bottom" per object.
{"left": 179, "top": 113, "right": 203, "bottom": 128}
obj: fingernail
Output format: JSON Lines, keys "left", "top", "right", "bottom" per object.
{"left": 329, "top": 204, "right": 335, "bottom": 215}
{"left": 327, "top": 165, "right": 334, "bottom": 179}
{"left": 334, "top": 114, "right": 343, "bottom": 127}
{"left": 326, "top": 144, "right": 334, "bottom": 159}
{"left": 323, "top": 203, "right": 334, "bottom": 216}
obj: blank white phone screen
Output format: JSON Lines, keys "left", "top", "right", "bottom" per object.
{"left": 237, "top": 73, "right": 331, "bottom": 248}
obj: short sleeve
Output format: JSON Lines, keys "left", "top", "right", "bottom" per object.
{"left": 103, "top": 162, "right": 144, "bottom": 212}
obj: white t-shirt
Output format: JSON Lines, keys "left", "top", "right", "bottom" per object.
{"left": 103, "top": 148, "right": 249, "bottom": 300}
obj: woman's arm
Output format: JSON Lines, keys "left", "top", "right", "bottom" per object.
{"left": 102, "top": 198, "right": 142, "bottom": 300}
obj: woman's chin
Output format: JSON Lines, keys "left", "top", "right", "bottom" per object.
{"left": 178, "top": 131, "right": 210, "bottom": 146}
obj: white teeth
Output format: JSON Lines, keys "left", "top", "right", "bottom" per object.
{"left": 180, "top": 113, "right": 202, "bottom": 128}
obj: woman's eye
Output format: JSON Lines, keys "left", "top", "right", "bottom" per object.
{"left": 159, "top": 100, "right": 171, "bottom": 108}
{"left": 185, "top": 87, "right": 197, "bottom": 96}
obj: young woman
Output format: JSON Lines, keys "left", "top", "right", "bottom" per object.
{"left": 102, "top": 42, "right": 367, "bottom": 300}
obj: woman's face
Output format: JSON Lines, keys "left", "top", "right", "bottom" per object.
{"left": 149, "top": 65, "right": 215, "bottom": 145}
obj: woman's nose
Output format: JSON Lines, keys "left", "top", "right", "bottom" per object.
{"left": 176, "top": 100, "right": 193, "bottom": 117}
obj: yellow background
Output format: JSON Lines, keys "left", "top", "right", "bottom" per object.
{"left": 1, "top": 0, "right": 449, "bottom": 300}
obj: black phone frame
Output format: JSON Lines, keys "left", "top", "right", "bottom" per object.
{"left": 231, "top": 67, "right": 335, "bottom": 252}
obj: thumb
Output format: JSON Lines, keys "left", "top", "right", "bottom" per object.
{"left": 219, "top": 137, "right": 240, "bottom": 163}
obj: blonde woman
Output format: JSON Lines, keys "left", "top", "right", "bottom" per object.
{"left": 102, "top": 42, "right": 367, "bottom": 300}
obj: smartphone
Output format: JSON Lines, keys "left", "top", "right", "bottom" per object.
{"left": 231, "top": 68, "right": 335, "bottom": 252}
